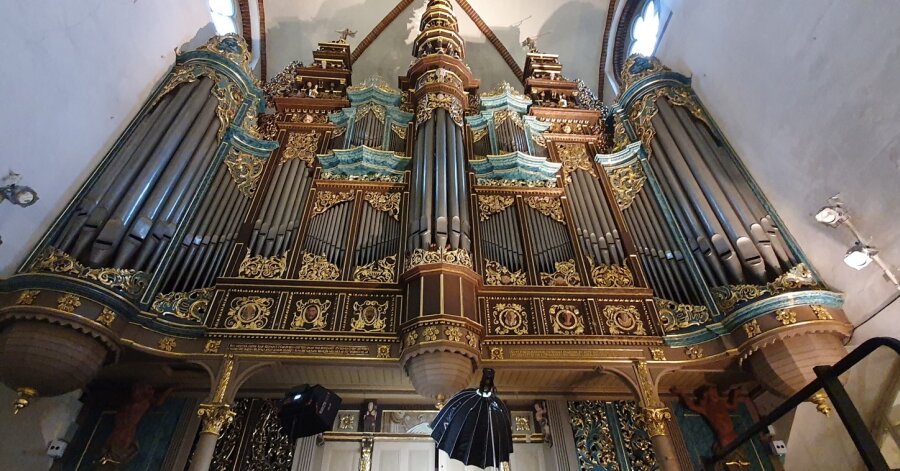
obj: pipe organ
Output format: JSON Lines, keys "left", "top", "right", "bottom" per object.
{"left": 0, "top": 2, "right": 853, "bottom": 470}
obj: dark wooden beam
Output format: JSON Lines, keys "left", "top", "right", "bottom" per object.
{"left": 351, "top": 0, "right": 417, "bottom": 64}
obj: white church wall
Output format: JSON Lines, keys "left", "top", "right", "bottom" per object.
{"left": 0, "top": 0, "right": 213, "bottom": 275}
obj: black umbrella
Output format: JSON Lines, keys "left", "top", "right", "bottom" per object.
{"left": 430, "top": 369, "right": 513, "bottom": 469}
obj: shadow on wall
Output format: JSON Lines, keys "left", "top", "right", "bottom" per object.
{"left": 266, "top": 0, "right": 404, "bottom": 78}
{"left": 180, "top": 22, "right": 219, "bottom": 53}
{"left": 460, "top": 25, "right": 523, "bottom": 90}
{"left": 536, "top": 1, "right": 605, "bottom": 93}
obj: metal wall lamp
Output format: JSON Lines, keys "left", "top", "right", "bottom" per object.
{"left": 0, "top": 171, "right": 40, "bottom": 246}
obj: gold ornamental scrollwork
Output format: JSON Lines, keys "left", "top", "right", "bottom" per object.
{"left": 96, "top": 308, "right": 117, "bottom": 328}
{"left": 471, "top": 127, "right": 488, "bottom": 143}
{"left": 605, "top": 162, "right": 646, "bottom": 210}
{"left": 282, "top": 131, "right": 320, "bottom": 166}
{"left": 297, "top": 252, "right": 341, "bottom": 281}
{"left": 775, "top": 308, "right": 797, "bottom": 325}
{"left": 353, "top": 256, "right": 396, "bottom": 283}
{"left": 812, "top": 305, "right": 833, "bottom": 320}
{"left": 484, "top": 259, "right": 526, "bottom": 286}
{"left": 628, "top": 84, "right": 712, "bottom": 162}
{"left": 643, "top": 407, "right": 672, "bottom": 437}
{"left": 603, "top": 305, "right": 646, "bottom": 335}
{"left": 158, "top": 337, "right": 177, "bottom": 352}
{"left": 445, "top": 326, "right": 463, "bottom": 343}
{"left": 524, "top": 196, "right": 565, "bottom": 223}
{"left": 32, "top": 247, "right": 149, "bottom": 297}
{"left": 197, "top": 403, "right": 237, "bottom": 436}
{"left": 204, "top": 340, "right": 222, "bottom": 353}
{"left": 292, "top": 299, "right": 330, "bottom": 330}
{"left": 390, "top": 122, "right": 407, "bottom": 140}
{"left": 224, "top": 149, "right": 266, "bottom": 198}
{"left": 540, "top": 259, "right": 582, "bottom": 287}
{"left": 224, "top": 296, "right": 274, "bottom": 330}
{"left": 493, "top": 109, "right": 524, "bottom": 130}
{"left": 744, "top": 319, "right": 761, "bottom": 338}
{"left": 57, "top": 293, "right": 81, "bottom": 313}
{"left": 238, "top": 251, "right": 287, "bottom": 279}
{"left": 416, "top": 92, "right": 464, "bottom": 127}
{"left": 312, "top": 190, "right": 354, "bottom": 216}
{"left": 591, "top": 263, "right": 634, "bottom": 287}
{"left": 654, "top": 298, "right": 710, "bottom": 333}
{"left": 376, "top": 345, "right": 391, "bottom": 358}
{"left": 555, "top": 142, "right": 596, "bottom": 179}
{"left": 363, "top": 192, "right": 401, "bottom": 221}
{"left": 152, "top": 287, "right": 214, "bottom": 323}
{"left": 356, "top": 103, "right": 386, "bottom": 123}
{"left": 477, "top": 195, "right": 514, "bottom": 221}
{"left": 405, "top": 248, "right": 472, "bottom": 269}
{"left": 684, "top": 346, "right": 704, "bottom": 360}
{"left": 16, "top": 290, "right": 39, "bottom": 305}
{"left": 710, "top": 263, "right": 818, "bottom": 312}
{"left": 350, "top": 300, "right": 389, "bottom": 332}
{"left": 493, "top": 303, "right": 528, "bottom": 336}
{"left": 549, "top": 304, "right": 585, "bottom": 335}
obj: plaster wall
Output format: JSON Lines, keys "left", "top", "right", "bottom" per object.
{"left": 653, "top": 0, "right": 900, "bottom": 343}
{"left": 0, "top": 0, "right": 214, "bottom": 274}
{"left": 0, "top": 385, "right": 82, "bottom": 470}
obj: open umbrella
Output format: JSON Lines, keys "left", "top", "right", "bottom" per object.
{"left": 430, "top": 369, "right": 513, "bottom": 469}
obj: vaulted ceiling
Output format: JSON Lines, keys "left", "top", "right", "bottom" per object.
{"left": 263, "top": 0, "right": 613, "bottom": 94}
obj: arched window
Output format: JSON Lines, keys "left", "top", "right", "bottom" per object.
{"left": 628, "top": 0, "right": 661, "bottom": 57}
{"left": 209, "top": 0, "right": 238, "bottom": 35}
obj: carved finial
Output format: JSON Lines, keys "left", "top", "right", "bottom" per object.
{"left": 335, "top": 28, "right": 357, "bottom": 43}
{"left": 13, "top": 387, "right": 37, "bottom": 414}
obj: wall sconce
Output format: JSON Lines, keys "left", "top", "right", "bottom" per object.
{"left": 0, "top": 171, "right": 40, "bottom": 246}
{"left": 0, "top": 171, "right": 38, "bottom": 208}
{"left": 816, "top": 195, "right": 899, "bottom": 288}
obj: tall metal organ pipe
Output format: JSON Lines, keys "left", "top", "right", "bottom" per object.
{"left": 407, "top": 108, "right": 471, "bottom": 253}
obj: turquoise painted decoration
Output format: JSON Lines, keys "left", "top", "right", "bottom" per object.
{"left": 470, "top": 151, "right": 561, "bottom": 184}
{"left": 318, "top": 145, "right": 412, "bottom": 180}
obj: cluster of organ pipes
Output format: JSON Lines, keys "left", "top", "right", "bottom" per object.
{"left": 407, "top": 108, "right": 471, "bottom": 252}
{"left": 56, "top": 79, "right": 224, "bottom": 274}
{"left": 479, "top": 205, "right": 525, "bottom": 273}
{"left": 249, "top": 158, "right": 314, "bottom": 258}
{"left": 566, "top": 169, "right": 625, "bottom": 267}
{"left": 494, "top": 113, "right": 529, "bottom": 154}
{"left": 646, "top": 98, "right": 795, "bottom": 287}
{"left": 303, "top": 199, "right": 353, "bottom": 269}
{"left": 349, "top": 109, "right": 386, "bottom": 149}
{"left": 355, "top": 198, "right": 402, "bottom": 268}
{"left": 523, "top": 205, "right": 577, "bottom": 275}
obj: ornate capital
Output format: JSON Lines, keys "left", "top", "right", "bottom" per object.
{"left": 643, "top": 406, "right": 672, "bottom": 437}
{"left": 197, "top": 402, "right": 237, "bottom": 435}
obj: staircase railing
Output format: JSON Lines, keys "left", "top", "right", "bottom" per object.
{"left": 708, "top": 336, "right": 900, "bottom": 471}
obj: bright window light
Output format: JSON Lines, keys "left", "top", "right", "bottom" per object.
{"left": 209, "top": 0, "right": 235, "bottom": 17}
{"left": 629, "top": 0, "right": 661, "bottom": 56}
{"left": 209, "top": 0, "right": 237, "bottom": 35}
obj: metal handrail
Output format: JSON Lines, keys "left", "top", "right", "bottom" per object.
{"left": 708, "top": 336, "right": 900, "bottom": 471}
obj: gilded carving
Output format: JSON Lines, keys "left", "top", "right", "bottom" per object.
{"left": 684, "top": 346, "right": 704, "bottom": 360}
{"left": 282, "top": 131, "right": 319, "bottom": 166}
{"left": 376, "top": 345, "right": 391, "bottom": 359}
{"left": 649, "top": 347, "right": 666, "bottom": 361}
{"left": 350, "top": 300, "right": 388, "bottom": 332}
{"left": 445, "top": 326, "right": 463, "bottom": 343}
{"left": 353, "top": 256, "right": 396, "bottom": 283}
{"left": 643, "top": 407, "right": 672, "bottom": 437}
{"left": 356, "top": 103, "right": 386, "bottom": 123}
{"left": 416, "top": 92, "right": 464, "bottom": 127}
{"left": 422, "top": 326, "right": 440, "bottom": 342}
{"left": 471, "top": 127, "right": 488, "bottom": 143}
{"left": 158, "top": 337, "right": 177, "bottom": 352}
{"left": 591, "top": 264, "right": 634, "bottom": 288}
{"left": 484, "top": 260, "right": 527, "bottom": 286}
{"left": 152, "top": 287, "right": 213, "bottom": 323}
{"left": 654, "top": 298, "right": 710, "bottom": 333}
{"left": 238, "top": 252, "right": 288, "bottom": 279}
{"left": 404, "top": 331, "right": 419, "bottom": 348}
{"left": 809, "top": 391, "right": 832, "bottom": 416}
{"left": 477, "top": 178, "right": 556, "bottom": 188}
{"left": 33, "top": 247, "right": 149, "bottom": 297}
{"left": 605, "top": 162, "right": 646, "bottom": 210}
{"left": 197, "top": 403, "right": 237, "bottom": 436}
{"left": 297, "top": 252, "right": 341, "bottom": 281}
{"left": 603, "top": 305, "right": 646, "bottom": 335}
{"left": 812, "top": 305, "right": 833, "bottom": 320}
{"left": 57, "top": 293, "right": 81, "bottom": 313}
{"left": 621, "top": 55, "right": 671, "bottom": 89}
{"left": 515, "top": 416, "right": 530, "bottom": 432}
{"left": 478, "top": 195, "right": 515, "bottom": 221}
{"left": 204, "top": 340, "right": 222, "bottom": 353}
{"left": 390, "top": 122, "right": 407, "bottom": 140}
{"left": 710, "top": 263, "right": 818, "bottom": 312}
{"left": 490, "top": 347, "right": 504, "bottom": 360}
{"left": 493, "top": 109, "right": 524, "bottom": 129}
{"left": 405, "top": 248, "right": 472, "bottom": 269}
{"left": 363, "top": 192, "right": 401, "bottom": 221}
{"left": 359, "top": 434, "right": 374, "bottom": 471}
{"left": 312, "top": 190, "right": 354, "bottom": 216}
{"left": 466, "top": 332, "right": 479, "bottom": 349}
{"left": 744, "top": 319, "right": 761, "bottom": 338}
{"left": 568, "top": 401, "right": 620, "bottom": 469}
{"left": 493, "top": 303, "right": 528, "bottom": 335}
{"left": 224, "top": 149, "right": 266, "bottom": 198}
{"left": 96, "top": 308, "right": 117, "bottom": 328}
{"left": 775, "top": 308, "right": 797, "bottom": 325}
{"left": 555, "top": 142, "right": 596, "bottom": 178}
{"left": 225, "top": 296, "right": 274, "bottom": 330}
{"left": 549, "top": 304, "right": 585, "bottom": 335}
{"left": 16, "top": 290, "right": 38, "bottom": 305}
{"left": 292, "top": 299, "right": 331, "bottom": 330}
{"left": 525, "top": 196, "right": 565, "bottom": 223}
{"left": 540, "top": 259, "right": 582, "bottom": 287}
